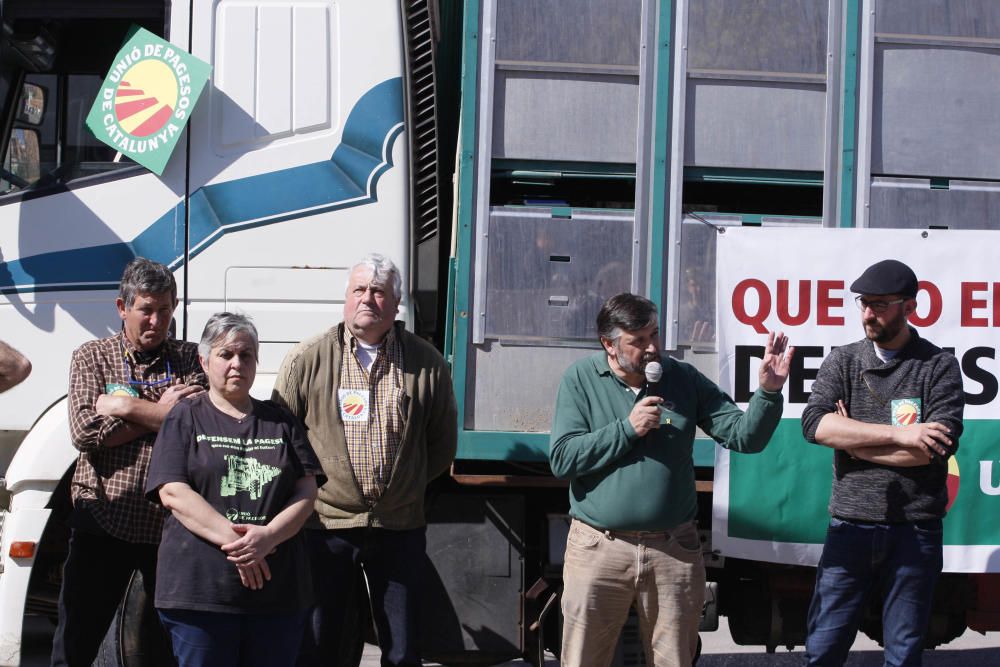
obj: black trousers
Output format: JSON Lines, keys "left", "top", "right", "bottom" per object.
{"left": 297, "top": 527, "right": 427, "bottom": 667}
{"left": 50, "top": 528, "right": 163, "bottom": 667}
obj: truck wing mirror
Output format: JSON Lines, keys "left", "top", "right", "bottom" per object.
{"left": 16, "top": 83, "right": 46, "bottom": 126}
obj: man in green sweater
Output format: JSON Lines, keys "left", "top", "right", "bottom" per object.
{"left": 550, "top": 293, "right": 794, "bottom": 667}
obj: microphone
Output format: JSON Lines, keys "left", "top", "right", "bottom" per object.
{"left": 644, "top": 361, "right": 662, "bottom": 385}
{"left": 645, "top": 361, "right": 667, "bottom": 422}
{"left": 645, "top": 361, "right": 667, "bottom": 424}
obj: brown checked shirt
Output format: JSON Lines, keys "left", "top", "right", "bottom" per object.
{"left": 340, "top": 326, "right": 405, "bottom": 504}
{"left": 68, "top": 331, "right": 205, "bottom": 543}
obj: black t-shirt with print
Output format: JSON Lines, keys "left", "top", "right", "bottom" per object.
{"left": 147, "top": 393, "right": 324, "bottom": 613}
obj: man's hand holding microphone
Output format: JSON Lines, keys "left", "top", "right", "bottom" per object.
{"left": 628, "top": 361, "right": 664, "bottom": 437}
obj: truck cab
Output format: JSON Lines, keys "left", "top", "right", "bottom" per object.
{"left": 0, "top": 1, "right": 425, "bottom": 663}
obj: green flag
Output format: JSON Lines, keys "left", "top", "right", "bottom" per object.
{"left": 85, "top": 27, "right": 211, "bottom": 175}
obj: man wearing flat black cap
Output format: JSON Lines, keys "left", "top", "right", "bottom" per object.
{"left": 800, "top": 259, "right": 964, "bottom": 666}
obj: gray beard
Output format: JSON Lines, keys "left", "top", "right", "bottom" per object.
{"left": 614, "top": 345, "right": 656, "bottom": 375}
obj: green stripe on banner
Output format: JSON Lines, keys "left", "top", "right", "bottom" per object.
{"left": 728, "top": 419, "right": 1000, "bottom": 546}
{"left": 728, "top": 420, "right": 831, "bottom": 543}
{"left": 941, "top": 420, "right": 1000, "bottom": 546}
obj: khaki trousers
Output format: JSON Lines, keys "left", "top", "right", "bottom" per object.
{"left": 560, "top": 518, "right": 705, "bottom": 667}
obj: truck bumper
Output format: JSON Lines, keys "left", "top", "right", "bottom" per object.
{"left": 0, "top": 505, "right": 52, "bottom": 667}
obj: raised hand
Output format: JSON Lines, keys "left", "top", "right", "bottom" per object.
{"left": 758, "top": 331, "right": 795, "bottom": 392}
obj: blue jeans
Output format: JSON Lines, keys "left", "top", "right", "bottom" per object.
{"left": 297, "top": 527, "right": 426, "bottom": 667}
{"left": 158, "top": 608, "right": 306, "bottom": 667}
{"left": 804, "top": 517, "right": 943, "bottom": 667}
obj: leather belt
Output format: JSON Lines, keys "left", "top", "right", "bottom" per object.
{"left": 577, "top": 518, "right": 674, "bottom": 540}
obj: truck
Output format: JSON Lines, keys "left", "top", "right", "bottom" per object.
{"left": 1, "top": 0, "right": 1000, "bottom": 665}
{"left": 219, "top": 456, "right": 281, "bottom": 501}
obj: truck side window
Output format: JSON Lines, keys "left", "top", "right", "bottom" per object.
{"left": 0, "top": 6, "right": 166, "bottom": 196}
{"left": 1, "top": 75, "right": 137, "bottom": 196}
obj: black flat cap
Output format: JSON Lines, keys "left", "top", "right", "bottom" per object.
{"left": 850, "top": 259, "right": 918, "bottom": 297}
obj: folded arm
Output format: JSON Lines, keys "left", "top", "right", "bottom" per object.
{"left": 96, "top": 383, "right": 204, "bottom": 431}
{"left": 69, "top": 347, "right": 139, "bottom": 451}
{"left": 70, "top": 343, "right": 205, "bottom": 451}
{"left": 851, "top": 444, "right": 931, "bottom": 467}
{"left": 816, "top": 400, "right": 948, "bottom": 466}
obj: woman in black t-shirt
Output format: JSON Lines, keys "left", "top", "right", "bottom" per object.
{"left": 147, "top": 312, "right": 324, "bottom": 667}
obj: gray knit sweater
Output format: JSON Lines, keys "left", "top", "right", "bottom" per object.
{"left": 801, "top": 328, "right": 964, "bottom": 522}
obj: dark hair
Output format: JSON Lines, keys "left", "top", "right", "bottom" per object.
{"left": 597, "top": 293, "right": 658, "bottom": 342}
{"left": 119, "top": 257, "right": 176, "bottom": 308}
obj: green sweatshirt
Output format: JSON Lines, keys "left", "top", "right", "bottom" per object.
{"left": 549, "top": 352, "right": 783, "bottom": 531}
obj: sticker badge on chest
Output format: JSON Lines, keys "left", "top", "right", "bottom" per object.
{"left": 105, "top": 383, "right": 139, "bottom": 397}
{"left": 339, "top": 389, "right": 370, "bottom": 422}
{"left": 891, "top": 398, "right": 922, "bottom": 426}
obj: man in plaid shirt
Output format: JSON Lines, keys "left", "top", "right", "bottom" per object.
{"left": 53, "top": 258, "right": 205, "bottom": 666}
{"left": 274, "top": 253, "right": 457, "bottom": 667}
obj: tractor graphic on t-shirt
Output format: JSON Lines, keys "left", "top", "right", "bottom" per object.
{"left": 220, "top": 455, "right": 280, "bottom": 500}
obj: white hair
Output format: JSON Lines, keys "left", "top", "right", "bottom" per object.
{"left": 347, "top": 253, "right": 402, "bottom": 300}
{"left": 198, "top": 312, "right": 259, "bottom": 359}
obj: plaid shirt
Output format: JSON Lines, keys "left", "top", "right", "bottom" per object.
{"left": 340, "top": 326, "right": 405, "bottom": 504}
{"left": 67, "top": 331, "right": 205, "bottom": 543}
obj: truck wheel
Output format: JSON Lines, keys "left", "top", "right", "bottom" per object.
{"left": 93, "top": 570, "right": 175, "bottom": 667}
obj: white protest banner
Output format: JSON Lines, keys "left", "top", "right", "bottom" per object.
{"left": 714, "top": 227, "right": 1000, "bottom": 572}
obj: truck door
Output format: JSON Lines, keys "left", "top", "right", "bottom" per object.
{"left": 0, "top": 1, "right": 190, "bottom": 432}
{"left": 183, "top": 1, "right": 411, "bottom": 389}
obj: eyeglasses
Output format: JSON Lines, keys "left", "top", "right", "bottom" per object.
{"left": 120, "top": 338, "right": 175, "bottom": 388}
{"left": 855, "top": 296, "right": 906, "bottom": 313}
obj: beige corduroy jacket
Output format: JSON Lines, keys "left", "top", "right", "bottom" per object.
{"left": 272, "top": 322, "right": 457, "bottom": 530}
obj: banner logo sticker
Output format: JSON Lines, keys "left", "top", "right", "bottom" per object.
{"left": 339, "top": 389, "right": 370, "bottom": 422}
{"left": 86, "top": 27, "right": 211, "bottom": 175}
{"left": 891, "top": 398, "right": 922, "bottom": 427}
{"left": 105, "top": 383, "right": 138, "bottom": 397}
{"left": 946, "top": 457, "right": 960, "bottom": 512}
